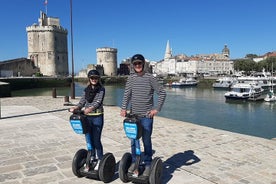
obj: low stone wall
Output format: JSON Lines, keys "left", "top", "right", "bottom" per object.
{"left": 0, "top": 82, "right": 11, "bottom": 97}
{"left": 0, "top": 77, "right": 71, "bottom": 90}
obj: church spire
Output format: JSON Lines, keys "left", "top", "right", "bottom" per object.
{"left": 164, "top": 40, "right": 172, "bottom": 60}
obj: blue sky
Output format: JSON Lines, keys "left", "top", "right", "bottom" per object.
{"left": 0, "top": 0, "right": 276, "bottom": 73}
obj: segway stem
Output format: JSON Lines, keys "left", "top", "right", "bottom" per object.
{"left": 85, "top": 133, "right": 93, "bottom": 151}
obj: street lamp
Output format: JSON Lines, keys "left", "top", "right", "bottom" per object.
{"left": 70, "top": 0, "right": 75, "bottom": 99}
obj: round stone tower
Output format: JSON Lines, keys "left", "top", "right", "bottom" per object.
{"left": 26, "top": 11, "right": 68, "bottom": 76}
{"left": 96, "top": 47, "right": 117, "bottom": 76}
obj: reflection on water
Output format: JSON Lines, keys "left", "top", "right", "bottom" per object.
{"left": 11, "top": 83, "right": 276, "bottom": 139}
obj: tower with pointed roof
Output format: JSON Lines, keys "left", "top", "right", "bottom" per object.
{"left": 164, "top": 40, "right": 172, "bottom": 60}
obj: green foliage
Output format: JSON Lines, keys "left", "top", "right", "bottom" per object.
{"left": 245, "top": 54, "right": 258, "bottom": 59}
{"left": 234, "top": 59, "right": 256, "bottom": 74}
{"left": 34, "top": 72, "right": 43, "bottom": 77}
{"left": 234, "top": 56, "right": 276, "bottom": 73}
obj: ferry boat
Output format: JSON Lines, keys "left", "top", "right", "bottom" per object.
{"left": 224, "top": 82, "right": 264, "bottom": 100}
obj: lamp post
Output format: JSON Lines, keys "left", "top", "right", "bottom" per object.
{"left": 70, "top": 0, "right": 75, "bottom": 99}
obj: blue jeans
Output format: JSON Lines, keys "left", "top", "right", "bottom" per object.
{"left": 86, "top": 114, "right": 104, "bottom": 160}
{"left": 131, "top": 117, "right": 153, "bottom": 166}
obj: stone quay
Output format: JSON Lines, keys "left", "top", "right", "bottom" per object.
{"left": 0, "top": 96, "right": 275, "bottom": 184}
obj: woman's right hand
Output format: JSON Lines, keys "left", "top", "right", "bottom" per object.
{"left": 120, "top": 109, "right": 127, "bottom": 117}
{"left": 69, "top": 106, "right": 78, "bottom": 113}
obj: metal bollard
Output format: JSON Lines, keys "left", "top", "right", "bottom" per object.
{"left": 52, "top": 88, "right": 57, "bottom": 98}
{"left": 64, "top": 96, "right": 69, "bottom": 103}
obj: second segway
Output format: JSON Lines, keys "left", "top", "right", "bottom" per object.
{"left": 119, "top": 114, "right": 163, "bottom": 184}
{"left": 69, "top": 110, "right": 116, "bottom": 183}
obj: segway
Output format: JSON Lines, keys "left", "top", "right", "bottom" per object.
{"left": 69, "top": 109, "right": 116, "bottom": 183}
{"left": 119, "top": 114, "right": 163, "bottom": 184}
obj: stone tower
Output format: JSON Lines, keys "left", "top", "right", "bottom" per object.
{"left": 26, "top": 11, "right": 68, "bottom": 76}
{"left": 96, "top": 47, "right": 117, "bottom": 76}
{"left": 164, "top": 40, "right": 172, "bottom": 60}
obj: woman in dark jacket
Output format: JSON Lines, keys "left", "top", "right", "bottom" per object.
{"left": 70, "top": 69, "right": 105, "bottom": 170}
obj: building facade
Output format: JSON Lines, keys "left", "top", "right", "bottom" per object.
{"left": 153, "top": 41, "right": 234, "bottom": 76}
{"left": 26, "top": 11, "right": 68, "bottom": 76}
{"left": 0, "top": 58, "right": 39, "bottom": 77}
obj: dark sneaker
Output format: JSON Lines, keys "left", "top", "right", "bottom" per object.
{"left": 143, "top": 165, "right": 150, "bottom": 176}
{"left": 128, "top": 162, "right": 136, "bottom": 173}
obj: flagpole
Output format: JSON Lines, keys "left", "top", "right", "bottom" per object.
{"left": 70, "top": 0, "right": 75, "bottom": 99}
{"left": 44, "top": 0, "right": 48, "bottom": 14}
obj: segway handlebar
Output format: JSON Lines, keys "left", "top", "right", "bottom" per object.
{"left": 125, "top": 113, "right": 138, "bottom": 119}
{"left": 68, "top": 108, "right": 84, "bottom": 115}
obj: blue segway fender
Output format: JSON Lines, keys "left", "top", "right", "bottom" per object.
{"left": 70, "top": 114, "right": 88, "bottom": 134}
{"left": 123, "top": 116, "right": 142, "bottom": 139}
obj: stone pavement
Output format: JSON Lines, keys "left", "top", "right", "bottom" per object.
{"left": 0, "top": 96, "right": 275, "bottom": 184}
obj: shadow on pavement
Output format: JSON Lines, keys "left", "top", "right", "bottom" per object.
{"left": 162, "top": 150, "right": 201, "bottom": 183}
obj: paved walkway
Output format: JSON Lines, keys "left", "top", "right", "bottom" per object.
{"left": 0, "top": 96, "right": 275, "bottom": 184}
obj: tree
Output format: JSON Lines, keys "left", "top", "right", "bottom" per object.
{"left": 245, "top": 54, "right": 258, "bottom": 60}
{"left": 234, "top": 59, "right": 256, "bottom": 74}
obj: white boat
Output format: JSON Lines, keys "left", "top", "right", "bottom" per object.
{"left": 224, "top": 82, "right": 264, "bottom": 100}
{"left": 264, "top": 89, "right": 276, "bottom": 102}
{"left": 264, "top": 64, "right": 276, "bottom": 102}
{"left": 165, "top": 77, "right": 198, "bottom": 87}
{"left": 212, "top": 77, "right": 238, "bottom": 89}
{"left": 237, "top": 68, "right": 275, "bottom": 91}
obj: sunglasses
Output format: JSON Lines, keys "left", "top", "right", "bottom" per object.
{"left": 133, "top": 62, "right": 143, "bottom": 66}
{"left": 90, "top": 76, "right": 99, "bottom": 80}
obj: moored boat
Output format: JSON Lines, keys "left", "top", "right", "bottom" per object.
{"left": 237, "top": 69, "right": 275, "bottom": 91}
{"left": 212, "top": 77, "right": 238, "bottom": 89}
{"left": 165, "top": 77, "right": 198, "bottom": 87}
{"left": 224, "top": 82, "right": 264, "bottom": 100}
{"left": 264, "top": 89, "right": 276, "bottom": 102}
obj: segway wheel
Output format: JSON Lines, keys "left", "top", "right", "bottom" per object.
{"left": 119, "top": 152, "right": 132, "bottom": 183}
{"left": 149, "top": 157, "right": 163, "bottom": 184}
{"left": 72, "top": 149, "right": 87, "bottom": 177}
{"left": 98, "top": 152, "right": 116, "bottom": 183}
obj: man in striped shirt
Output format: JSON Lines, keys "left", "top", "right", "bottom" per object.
{"left": 120, "top": 54, "right": 166, "bottom": 176}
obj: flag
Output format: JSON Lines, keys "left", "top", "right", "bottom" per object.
{"left": 44, "top": 0, "right": 48, "bottom": 5}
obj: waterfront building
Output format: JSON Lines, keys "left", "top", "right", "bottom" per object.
{"left": 152, "top": 41, "right": 234, "bottom": 76}
{"left": 26, "top": 11, "right": 69, "bottom": 76}
{"left": 0, "top": 58, "right": 39, "bottom": 77}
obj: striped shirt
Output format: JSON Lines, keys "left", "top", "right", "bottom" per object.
{"left": 121, "top": 72, "right": 166, "bottom": 116}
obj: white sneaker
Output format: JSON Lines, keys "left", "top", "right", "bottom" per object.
{"left": 128, "top": 162, "right": 136, "bottom": 173}
{"left": 83, "top": 164, "right": 89, "bottom": 172}
{"left": 143, "top": 165, "right": 150, "bottom": 176}
{"left": 94, "top": 160, "right": 100, "bottom": 170}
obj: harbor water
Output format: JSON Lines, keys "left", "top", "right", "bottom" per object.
{"left": 11, "top": 82, "right": 276, "bottom": 139}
